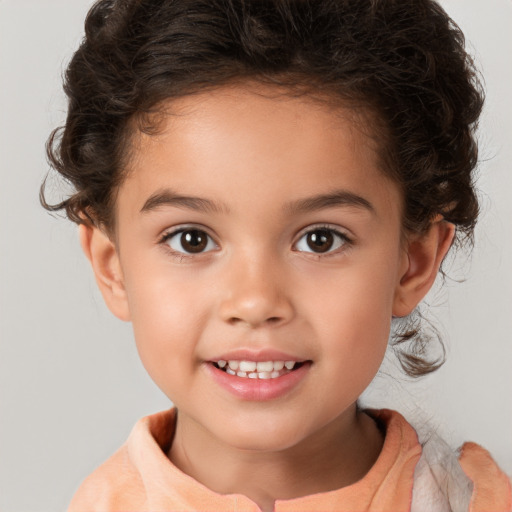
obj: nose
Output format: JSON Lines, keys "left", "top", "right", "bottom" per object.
{"left": 218, "top": 251, "right": 294, "bottom": 329}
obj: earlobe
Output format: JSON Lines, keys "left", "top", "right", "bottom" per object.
{"left": 79, "top": 224, "right": 131, "bottom": 321}
{"left": 393, "top": 219, "right": 455, "bottom": 317}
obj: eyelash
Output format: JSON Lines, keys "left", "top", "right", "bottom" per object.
{"left": 159, "top": 226, "right": 218, "bottom": 260}
{"left": 294, "top": 224, "right": 353, "bottom": 257}
{"left": 158, "top": 224, "right": 353, "bottom": 259}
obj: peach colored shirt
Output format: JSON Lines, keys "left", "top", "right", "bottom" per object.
{"left": 68, "top": 408, "right": 511, "bottom": 512}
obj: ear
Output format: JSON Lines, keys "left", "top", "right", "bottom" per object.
{"left": 79, "top": 224, "right": 131, "bottom": 321}
{"left": 393, "top": 219, "right": 455, "bottom": 317}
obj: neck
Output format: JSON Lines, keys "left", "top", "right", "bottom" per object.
{"left": 168, "top": 405, "right": 384, "bottom": 512}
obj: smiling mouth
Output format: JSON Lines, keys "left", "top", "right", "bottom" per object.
{"left": 211, "top": 360, "right": 306, "bottom": 379}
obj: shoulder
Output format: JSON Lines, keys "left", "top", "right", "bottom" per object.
{"left": 67, "top": 409, "right": 176, "bottom": 512}
{"left": 458, "top": 442, "right": 512, "bottom": 512}
{"left": 369, "top": 409, "right": 512, "bottom": 512}
{"left": 411, "top": 426, "right": 511, "bottom": 512}
{"left": 67, "top": 444, "right": 146, "bottom": 512}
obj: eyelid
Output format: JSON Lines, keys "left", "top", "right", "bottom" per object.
{"left": 293, "top": 224, "right": 353, "bottom": 254}
{"left": 157, "top": 223, "right": 352, "bottom": 258}
{"left": 159, "top": 224, "right": 219, "bottom": 255}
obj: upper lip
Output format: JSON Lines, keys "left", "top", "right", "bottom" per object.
{"left": 207, "top": 348, "right": 306, "bottom": 363}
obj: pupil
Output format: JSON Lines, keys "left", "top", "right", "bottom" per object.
{"left": 307, "top": 230, "right": 333, "bottom": 253}
{"left": 181, "top": 230, "right": 207, "bottom": 253}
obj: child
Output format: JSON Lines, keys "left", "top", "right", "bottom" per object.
{"left": 41, "top": 0, "right": 511, "bottom": 510}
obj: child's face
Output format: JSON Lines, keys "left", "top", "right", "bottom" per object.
{"left": 103, "top": 85, "right": 410, "bottom": 451}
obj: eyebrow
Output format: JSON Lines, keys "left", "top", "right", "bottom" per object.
{"left": 140, "top": 188, "right": 374, "bottom": 216}
{"left": 285, "top": 190, "right": 374, "bottom": 215}
{"left": 140, "top": 189, "right": 228, "bottom": 214}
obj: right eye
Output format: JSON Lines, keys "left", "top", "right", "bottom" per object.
{"left": 294, "top": 227, "right": 350, "bottom": 255}
{"left": 163, "top": 228, "right": 217, "bottom": 254}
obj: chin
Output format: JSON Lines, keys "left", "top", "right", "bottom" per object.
{"left": 224, "top": 432, "right": 302, "bottom": 452}
{"left": 210, "top": 415, "right": 311, "bottom": 453}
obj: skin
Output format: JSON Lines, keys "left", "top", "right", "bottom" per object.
{"left": 81, "top": 84, "right": 454, "bottom": 512}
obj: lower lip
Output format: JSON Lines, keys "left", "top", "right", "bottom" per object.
{"left": 206, "top": 363, "right": 311, "bottom": 401}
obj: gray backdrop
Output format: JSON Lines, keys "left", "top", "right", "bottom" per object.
{"left": 1, "top": 1, "right": 511, "bottom": 510}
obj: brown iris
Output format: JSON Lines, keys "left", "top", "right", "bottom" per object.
{"left": 306, "top": 229, "right": 334, "bottom": 253}
{"left": 180, "top": 230, "right": 208, "bottom": 253}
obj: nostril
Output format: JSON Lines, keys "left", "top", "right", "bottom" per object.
{"left": 220, "top": 293, "right": 294, "bottom": 328}
{"left": 226, "top": 315, "right": 284, "bottom": 327}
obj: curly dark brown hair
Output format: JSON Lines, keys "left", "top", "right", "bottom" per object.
{"left": 41, "top": 0, "right": 484, "bottom": 377}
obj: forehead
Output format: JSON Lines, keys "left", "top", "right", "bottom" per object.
{"left": 132, "top": 84, "right": 381, "bottom": 161}
{"left": 118, "top": 84, "right": 400, "bottom": 222}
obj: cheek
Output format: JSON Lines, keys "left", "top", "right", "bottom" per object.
{"left": 122, "top": 264, "right": 204, "bottom": 382}
{"left": 302, "top": 258, "right": 398, "bottom": 376}
{"left": 319, "top": 294, "right": 391, "bottom": 365}
{"left": 125, "top": 257, "right": 199, "bottom": 327}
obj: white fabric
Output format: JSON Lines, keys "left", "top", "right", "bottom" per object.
{"left": 411, "top": 428, "right": 473, "bottom": 512}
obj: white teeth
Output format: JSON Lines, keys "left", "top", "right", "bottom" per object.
{"left": 239, "top": 361, "right": 257, "bottom": 372}
{"left": 256, "top": 361, "right": 273, "bottom": 372}
{"left": 217, "top": 359, "right": 304, "bottom": 379}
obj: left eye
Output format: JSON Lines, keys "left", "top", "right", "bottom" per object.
{"left": 165, "top": 229, "right": 217, "bottom": 254}
{"left": 294, "top": 228, "right": 348, "bottom": 254}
